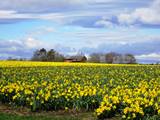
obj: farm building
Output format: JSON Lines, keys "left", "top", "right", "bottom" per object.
{"left": 64, "top": 55, "right": 87, "bottom": 62}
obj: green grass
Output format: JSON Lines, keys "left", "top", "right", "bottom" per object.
{"left": 0, "top": 112, "right": 97, "bottom": 120}
{"left": 0, "top": 113, "right": 84, "bottom": 120}
{"left": 0, "top": 104, "right": 96, "bottom": 120}
{"left": 0, "top": 112, "right": 122, "bottom": 120}
{"left": 1, "top": 113, "right": 159, "bottom": 120}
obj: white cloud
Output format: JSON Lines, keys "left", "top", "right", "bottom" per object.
{"left": 0, "top": 10, "right": 98, "bottom": 23}
{"left": 118, "top": 0, "right": 160, "bottom": 25}
{"left": 0, "top": 10, "right": 16, "bottom": 16}
{"left": 0, "top": 38, "right": 45, "bottom": 59}
{"left": 0, "top": 10, "right": 70, "bottom": 24}
{"left": 27, "top": 26, "right": 55, "bottom": 38}
{"left": 0, "top": 38, "right": 76, "bottom": 59}
{"left": 0, "top": 53, "right": 21, "bottom": 59}
{"left": 0, "top": 0, "right": 153, "bottom": 26}
{"left": 95, "top": 19, "right": 115, "bottom": 28}
{"left": 0, "top": 0, "right": 88, "bottom": 13}
{"left": 0, "top": 10, "right": 36, "bottom": 19}
{"left": 136, "top": 53, "right": 160, "bottom": 61}
{"left": 23, "top": 38, "right": 47, "bottom": 49}
{"left": 0, "top": 38, "right": 50, "bottom": 51}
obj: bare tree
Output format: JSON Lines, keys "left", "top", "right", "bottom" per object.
{"left": 105, "top": 52, "right": 120, "bottom": 63}
{"left": 124, "top": 54, "right": 136, "bottom": 64}
{"left": 88, "top": 53, "right": 101, "bottom": 63}
{"left": 47, "top": 49, "right": 56, "bottom": 61}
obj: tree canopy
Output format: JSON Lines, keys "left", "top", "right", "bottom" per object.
{"left": 31, "top": 48, "right": 64, "bottom": 62}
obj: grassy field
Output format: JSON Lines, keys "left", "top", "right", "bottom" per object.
{"left": 0, "top": 61, "right": 160, "bottom": 119}
{"left": 0, "top": 113, "right": 96, "bottom": 120}
{"left": 0, "top": 103, "right": 96, "bottom": 120}
{"left": 0, "top": 113, "right": 79, "bottom": 120}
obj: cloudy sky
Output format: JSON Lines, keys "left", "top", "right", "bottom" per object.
{"left": 0, "top": 0, "right": 160, "bottom": 63}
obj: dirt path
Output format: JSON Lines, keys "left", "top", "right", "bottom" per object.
{"left": 0, "top": 104, "right": 120, "bottom": 120}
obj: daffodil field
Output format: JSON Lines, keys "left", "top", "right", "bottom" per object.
{"left": 0, "top": 61, "right": 160, "bottom": 119}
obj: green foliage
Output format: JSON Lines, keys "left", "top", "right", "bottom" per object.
{"left": 31, "top": 48, "right": 64, "bottom": 62}
{"left": 143, "top": 115, "right": 160, "bottom": 120}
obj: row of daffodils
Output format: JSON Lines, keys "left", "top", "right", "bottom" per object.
{"left": 0, "top": 61, "right": 160, "bottom": 119}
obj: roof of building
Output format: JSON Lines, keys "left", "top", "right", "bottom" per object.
{"left": 65, "top": 55, "right": 86, "bottom": 61}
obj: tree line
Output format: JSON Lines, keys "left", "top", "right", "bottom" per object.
{"left": 88, "top": 52, "right": 136, "bottom": 64}
{"left": 30, "top": 48, "right": 136, "bottom": 64}
{"left": 6, "top": 48, "right": 136, "bottom": 64}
